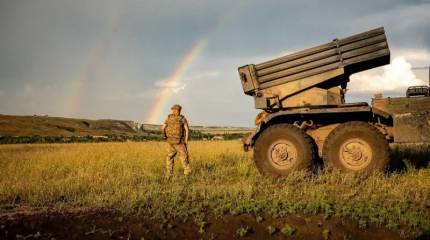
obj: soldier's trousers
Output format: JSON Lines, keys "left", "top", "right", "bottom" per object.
{"left": 166, "top": 143, "right": 191, "bottom": 176}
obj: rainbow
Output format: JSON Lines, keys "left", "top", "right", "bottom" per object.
{"left": 145, "top": 35, "right": 208, "bottom": 124}
{"left": 62, "top": 5, "right": 123, "bottom": 117}
{"left": 63, "top": 42, "right": 110, "bottom": 116}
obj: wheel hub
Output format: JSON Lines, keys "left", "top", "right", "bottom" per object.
{"left": 339, "top": 138, "right": 372, "bottom": 170}
{"left": 268, "top": 141, "right": 297, "bottom": 169}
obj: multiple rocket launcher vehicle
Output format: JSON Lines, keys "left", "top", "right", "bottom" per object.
{"left": 238, "top": 27, "right": 430, "bottom": 176}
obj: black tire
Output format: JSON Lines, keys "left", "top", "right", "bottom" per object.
{"left": 253, "top": 124, "right": 316, "bottom": 177}
{"left": 322, "top": 121, "right": 389, "bottom": 173}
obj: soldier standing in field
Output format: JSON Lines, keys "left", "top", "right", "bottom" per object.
{"left": 161, "top": 104, "right": 191, "bottom": 177}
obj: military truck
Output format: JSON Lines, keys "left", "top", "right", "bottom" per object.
{"left": 238, "top": 27, "right": 430, "bottom": 176}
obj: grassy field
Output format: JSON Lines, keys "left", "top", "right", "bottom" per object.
{"left": 0, "top": 141, "right": 429, "bottom": 238}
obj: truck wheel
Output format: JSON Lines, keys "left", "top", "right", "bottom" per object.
{"left": 254, "top": 124, "right": 315, "bottom": 176}
{"left": 322, "top": 121, "right": 389, "bottom": 173}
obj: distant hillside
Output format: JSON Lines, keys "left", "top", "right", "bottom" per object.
{"left": 0, "top": 114, "right": 253, "bottom": 137}
{"left": 0, "top": 114, "right": 139, "bottom": 137}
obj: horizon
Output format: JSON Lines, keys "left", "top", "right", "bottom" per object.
{"left": 0, "top": 113, "right": 254, "bottom": 128}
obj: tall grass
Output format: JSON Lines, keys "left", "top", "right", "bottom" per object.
{"left": 0, "top": 141, "right": 429, "bottom": 237}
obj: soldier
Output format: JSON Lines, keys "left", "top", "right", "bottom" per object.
{"left": 161, "top": 104, "right": 191, "bottom": 177}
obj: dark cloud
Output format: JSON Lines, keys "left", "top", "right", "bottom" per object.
{"left": 0, "top": 0, "right": 429, "bottom": 126}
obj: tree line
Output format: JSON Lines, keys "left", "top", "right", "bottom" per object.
{"left": 0, "top": 131, "right": 248, "bottom": 144}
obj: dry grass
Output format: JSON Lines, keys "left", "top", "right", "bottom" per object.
{"left": 0, "top": 141, "right": 429, "bottom": 237}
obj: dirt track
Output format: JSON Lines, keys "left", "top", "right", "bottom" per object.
{"left": 0, "top": 209, "right": 408, "bottom": 240}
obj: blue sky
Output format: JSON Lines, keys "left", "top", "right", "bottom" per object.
{"left": 0, "top": 0, "right": 429, "bottom": 126}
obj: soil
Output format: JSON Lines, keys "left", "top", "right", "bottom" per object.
{"left": 0, "top": 208, "right": 418, "bottom": 240}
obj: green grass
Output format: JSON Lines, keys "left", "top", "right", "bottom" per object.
{"left": 0, "top": 141, "right": 429, "bottom": 237}
{"left": 281, "top": 223, "right": 295, "bottom": 236}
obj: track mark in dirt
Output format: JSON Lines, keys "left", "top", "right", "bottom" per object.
{"left": 0, "top": 209, "right": 404, "bottom": 240}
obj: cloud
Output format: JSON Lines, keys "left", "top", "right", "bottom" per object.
{"left": 1, "top": 1, "right": 429, "bottom": 126}
{"left": 102, "top": 90, "right": 155, "bottom": 102}
{"left": 154, "top": 80, "right": 184, "bottom": 88}
{"left": 172, "top": 85, "right": 186, "bottom": 93}
{"left": 154, "top": 79, "right": 187, "bottom": 93}
{"left": 182, "top": 71, "right": 220, "bottom": 81}
{"left": 393, "top": 48, "right": 430, "bottom": 63}
{"left": 154, "top": 71, "right": 220, "bottom": 94}
{"left": 350, "top": 3, "right": 430, "bottom": 48}
{"left": 349, "top": 57, "right": 426, "bottom": 93}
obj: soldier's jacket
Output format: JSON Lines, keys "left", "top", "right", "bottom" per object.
{"left": 164, "top": 114, "right": 188, "bottom": 144}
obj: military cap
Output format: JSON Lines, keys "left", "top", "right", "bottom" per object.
{"left": 171, "top": 104, "right": 182, "bottom": 110}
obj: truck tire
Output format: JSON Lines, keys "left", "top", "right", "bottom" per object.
{"left": 254, "top": 124, "right": 315, "bottom": 176}
{"left": 322, "top": 121, "right": 389, "bottom": 173}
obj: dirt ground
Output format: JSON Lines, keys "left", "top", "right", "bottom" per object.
{"left": 0, "top": 209, "right": 413, "bottom": 240}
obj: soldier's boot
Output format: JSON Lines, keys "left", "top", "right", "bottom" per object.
{"left": 181, "top": 155, "right": 191, "bottom": 176}
{"left": 183, "top": 164, "right": 191, "bottom": 176}
{"left": 177, "top": 145, "right": 191, "bottom": 176}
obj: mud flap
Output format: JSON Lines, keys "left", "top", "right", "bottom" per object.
{"left": 393, "top": 111, "right": 430, "bottom": 143}
{"left": 243, "top": 125, "right": 261, "bottom": 151}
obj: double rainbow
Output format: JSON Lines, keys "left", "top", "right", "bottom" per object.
{"left": 62, "top": 4, "right": 210, "bottom": 123}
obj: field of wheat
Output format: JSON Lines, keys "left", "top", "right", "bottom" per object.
{"left": 0, "top": 141, "right": 429, "bottom": 238}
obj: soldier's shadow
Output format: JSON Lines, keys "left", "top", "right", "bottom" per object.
{"left": 388, "top": 145, "right": 430, "bottom": 172}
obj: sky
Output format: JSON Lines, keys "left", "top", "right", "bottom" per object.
{"left": 0, "top": 0, "right": 429, "bottom": 126}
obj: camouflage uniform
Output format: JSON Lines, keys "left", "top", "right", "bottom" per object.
{"left": 164, "top": 112, "right": 191, "bottom": 176}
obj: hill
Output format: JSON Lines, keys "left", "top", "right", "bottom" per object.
{"left": 0, "top": 114, "right": 140, "bottom": 137}
{"left": 0, "top": 114, "right": 253, "bottom": 137}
